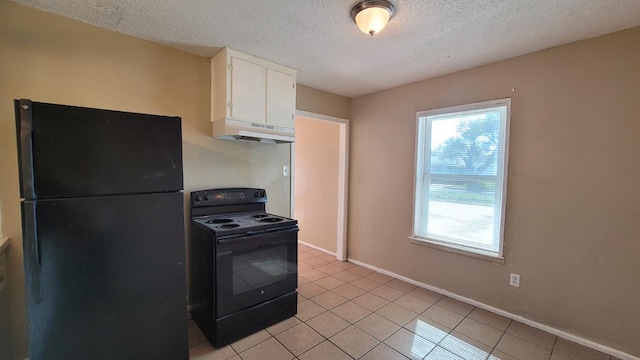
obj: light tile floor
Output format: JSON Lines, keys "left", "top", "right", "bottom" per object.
{"left": 189, "top": 243, "right": 620, "bottom": 360}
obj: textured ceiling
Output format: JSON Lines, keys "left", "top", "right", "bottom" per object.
{"left": 12, "top": 0, "right": 640, "bottom": 97}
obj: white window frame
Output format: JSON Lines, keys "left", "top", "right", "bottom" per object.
{"left": 410, "top": 98, "right": 511, "bottom": 261}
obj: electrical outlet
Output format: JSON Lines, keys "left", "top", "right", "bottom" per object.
{"left": 510, "top": 273, "right": 520, "bottom": 287}
{"left": 282, "top": 165, "right": 289, "bottom": 177}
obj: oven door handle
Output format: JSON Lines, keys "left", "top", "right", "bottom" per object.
{"left": 216, "top": 226, "right": 298, "bottom": 245}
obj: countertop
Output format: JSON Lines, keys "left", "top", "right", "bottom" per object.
{"left": 0, "top": 238, "right": 9, "bottom": 254}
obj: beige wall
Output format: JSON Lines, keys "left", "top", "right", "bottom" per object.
{"left": 348, "top": 27, "right": 640, "bottom": 356}
{"left": 0, "top": 2, "right": 348, "bottom": 358}
{"left": 294, "top": 117, "right": 341, "bottom": 253}
{"left": 296, "top": 85, "right": 350, "bottom": 120}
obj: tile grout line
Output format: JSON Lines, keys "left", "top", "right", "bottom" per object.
{"left": 372, "top": 324, "right": 412, "bottom": 359}
{"left": 485, "top": 318, "right": 513, "bottom": 359}
{"left": 271, "top": 323, "right": 322, "bottom": 360}
{"left": 549, "top": 335, "right": 558, "bottom": 360}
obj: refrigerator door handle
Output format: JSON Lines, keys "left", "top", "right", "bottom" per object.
{"left": 15, "top": 99, "right": 36, "bottom": 200}
{"left": 22, "top": 202, "right": 43, "bottom": 304}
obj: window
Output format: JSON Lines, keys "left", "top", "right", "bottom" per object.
{"left": 412, "top": 99, "right": 510, "bottom": 258}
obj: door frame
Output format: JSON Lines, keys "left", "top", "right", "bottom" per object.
{"left": 291, "top": 110, "right": 349, "bottom": 261}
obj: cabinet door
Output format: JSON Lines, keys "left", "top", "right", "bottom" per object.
{"left": 230, "top": 57, "right": 266, "bottom": 123}
{"left": 266, "top": 68, "right": 295, "bottom": 128}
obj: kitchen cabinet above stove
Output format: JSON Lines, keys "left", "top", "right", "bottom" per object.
{"left": 211, "top": 48, "right": 297, "bottom": 144}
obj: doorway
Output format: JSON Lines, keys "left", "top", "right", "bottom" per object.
{"left": 292, "top": 111, "right": 348, "bottom": 261}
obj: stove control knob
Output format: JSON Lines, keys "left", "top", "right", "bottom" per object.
{"left": 255, "top": 191, "right": 260, "bottom": 198}
{"left": 203, "top": 194, "right": 209, "bottom": 201}
{"left": 195, "top": 195, "right": 202, "bottom": 201}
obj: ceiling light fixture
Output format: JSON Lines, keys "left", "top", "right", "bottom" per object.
{"left": 351, "top": 0, "right": 396, "bottom": 36}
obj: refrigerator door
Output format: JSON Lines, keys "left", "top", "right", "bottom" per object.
{"left": 15, "top": 99, "right": 183, "bottom": 200}
{"left": 22, "top": 192, "right": 188, "bottom": 360}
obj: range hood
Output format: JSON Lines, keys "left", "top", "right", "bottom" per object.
{"left": 212, "top": 118, "right": 295, "bottom": 144}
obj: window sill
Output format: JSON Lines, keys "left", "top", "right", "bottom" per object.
{"left": 408, "top": 236, "right": 505, "bottom": 264}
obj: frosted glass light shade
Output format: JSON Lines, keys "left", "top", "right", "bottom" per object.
{"left": 355, "top": 7, "right": 391, "bottom": 35}
{"left": 351, "top": 0, "right": 395, "bottom": 36}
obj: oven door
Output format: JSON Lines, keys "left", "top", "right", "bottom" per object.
{"left": 215, "top": 226, "right": 298, "bottom": 317}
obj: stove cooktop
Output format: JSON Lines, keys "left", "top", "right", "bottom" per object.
{"left": 192, "top": 211, "right": 297, "bottom": 237}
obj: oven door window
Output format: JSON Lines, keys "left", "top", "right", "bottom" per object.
{"left": 233, "top": 247, "right": 288, "bottom": 294}
{"left": 216, "top": 228, "right": 297, "bottom": 317}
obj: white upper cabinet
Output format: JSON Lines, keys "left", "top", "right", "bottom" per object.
{"left": 266, "top": 68, "right": 296, "bottom": 127}
{"left": 212, "top": 48, "right": 297, "bottom": 128}
{"left": 230, "top": 56, "right": 265, "bottom": 123}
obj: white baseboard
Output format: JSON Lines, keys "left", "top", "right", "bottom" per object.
{"left": 346, "top": 258, "right": 639, "bottom": 360}
{"left": 298, "top": 241, "right": 337, "bottom": 257}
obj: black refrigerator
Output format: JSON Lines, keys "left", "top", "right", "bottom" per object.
{"left": 15, "top": 99, "right": 188, "bottom": 360}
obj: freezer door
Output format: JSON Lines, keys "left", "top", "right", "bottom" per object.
{"left": 15, "top": 99, "right": 183, "bottom": 199}
{"left": 22, "top": 192, "right": 188, "bottom": 360}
